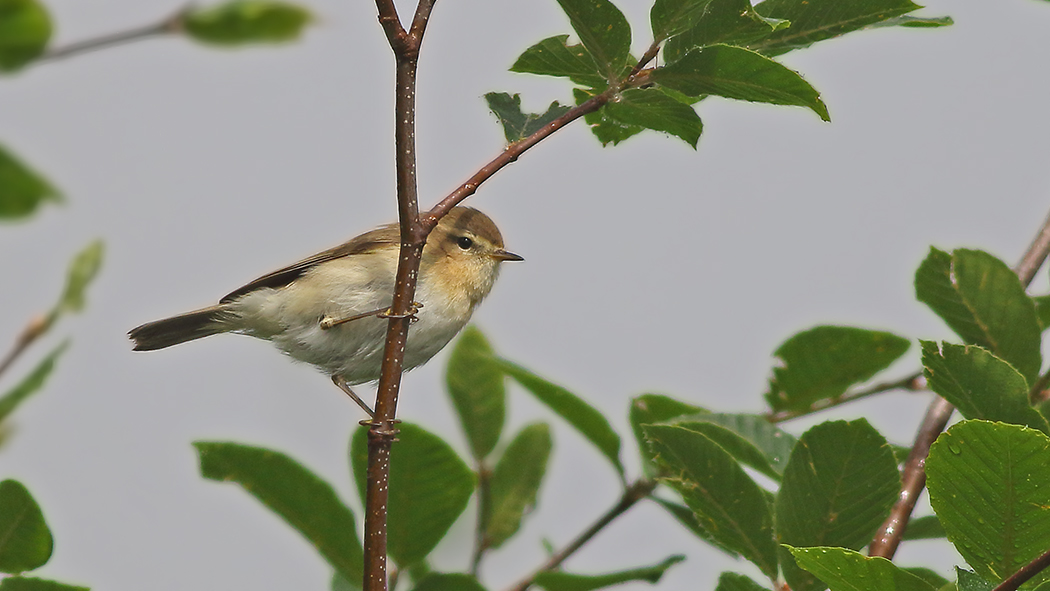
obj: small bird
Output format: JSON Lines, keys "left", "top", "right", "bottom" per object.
{"left": 129, "top": 206, "right": 522, "bottom": 415}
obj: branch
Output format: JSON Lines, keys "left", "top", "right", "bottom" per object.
{"left": 504, "top": 479, "right": 657, "bottom": 591}
{"left": 0, "top": 316, "right": 49, "bottom": 381}
{"left": 993, "top": 546, "right": 1050, "bottom": 591}
{"left": 36, "top": 8, "right": 185, "bottom": 65}
{"left": 766, "top": 373, "right": 925, "bottom": 423}
{"left": 869, "top": 208, "right": 1050, "bottom": 558}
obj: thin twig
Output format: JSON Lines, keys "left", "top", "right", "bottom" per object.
{"left": 504, "top": 479, "right": 657, "bottom": 591}
{"left": 36, "top": 8, "right": 185, "bottom": 64}
{"left": 0, "top": 316, "right": 49, "bottom": 381}
{"left": 992, "top": 546, "right": 1050, "bottom": 591}
{"left": 766, "top": 373, "right": 925, "bottom": 423}
{"left": 869, "top": 207, "right": 1050, "bottom": 558}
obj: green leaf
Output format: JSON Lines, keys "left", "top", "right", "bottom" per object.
{"left": 574, "top": 88, "right": 643, "bottom": 146}
{"left": 484, "top": 93, "right": 572, "bottom": 145}
{"left": 53, "top": 240, "right": 104, "bottom": 317}
{"left": 650, "top": 497, "right": 739, "bottom": 557}
{"left": 604, "top": 88, "right": 703, "bottom": 147}
{"left": 0, "top": 342, "right": 68, "bottom": 423}
{"left": 445, "top": 326, "right": 505, "bottom": 460}
{"left": 867, "top": 15, "right": 953, "bottom": 28}
{"left": 553, "top": 0, "right": 631, "bottom": 82}
{"left": 194, "top": 442, "right": 362, "bottom": 582}
{"left": 651, "top": 45, "right": 829, "bottom": 121}
{"left": 765, "top": 326, "right": 910, "bottom": 412}
{"left": 0, "top": 578, "right": 89, "bottom": 591}
{"left": 411, "top": 573, "right": 487, "bottom": 591}
{"left": 901, "top": 515, "right": 946, "bottom": 541}
{"left": 486, "top": 422, "right": 552, "bottom": 548}
{"left": 715, "top": 572, "right": 770, "bottom": 591}
{"left": 651, "top": 0, "right": 715, "bottom": 41}
{"left": 921, "top": 341, "right": 1049, "bottom": 433}
{"left": 748, "top": 0, "right": 924, "bottom": 56}
{"left": 644, "top": 424, "right": 778, "bottom": 578}
{"left": 510, "top": 35, "right": 605, "bottom": 88}
{"left": 0, "top": 480, "right": 52, "bottom": 573}
{"left": 664, "top": 0, "right": 789, "bottom": 63}
{"left": 776, "top": 420, "right": 901, "bottom": 591}
{"left": 785, "top": 546, "right": 937, "bottom": 591}
{"left": 183, "top": 1, "right": 312, "bottom": 46}
{"left": 630, "top": 394, "right": 707, "bottom": 477}
{"left": 350, "top": 423, "right": 475, "bottom": 567}
{"left": 0, "top": 0, "right": 51, "bottom": 72}
{"left": 0, "top": 144, "right": 60, "bottom": 219}
{"left": 498, "top": 359, "right": 624, "bottom": 477}
{"left": 672, "top": 413, "right": 796, "bottom": 480}
{"left": 1033, "top": 295, "right": 1050, "bottom": 330}
{"left": 902, "top": 568, "right": 950, "bottom": 590}
{"left": 927, "top": 420, "right": 1050, "bottom": 587}
{"left": 956, "top": 568, "right": 994, "bottom": 591}
{"left": 533, "top": 555, "right": 685, "bottom": 590}
{"left": 331, "top": 572, "right": 362, "bottom": 591}
{"left": 915, "top": 248, "right": 1042, "bottom": 383}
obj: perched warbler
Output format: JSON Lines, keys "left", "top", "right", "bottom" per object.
{"left": 128, "top": 206, "right": 522, "bottom": 414}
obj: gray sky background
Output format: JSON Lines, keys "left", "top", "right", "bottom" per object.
{"left": 2, "top": 0, "right": 1048, "bottom": 588}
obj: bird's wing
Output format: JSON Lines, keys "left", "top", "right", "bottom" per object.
{"left": 220, "top": 225, "right": 398, "bottom": 303}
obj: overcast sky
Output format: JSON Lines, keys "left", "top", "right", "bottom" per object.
{"left": 2, "top": 0, "right": 1049, "bottom": 589}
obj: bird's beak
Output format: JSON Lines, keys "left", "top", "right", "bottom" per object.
{"left": 492, "top": 249, "right": 524, "bottom": 262}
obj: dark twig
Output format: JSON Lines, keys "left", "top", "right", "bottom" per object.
{"left": 993, "top": 546, "right": 1050, "bottom": 591}
{"left": 869, "top": 208, "right": 1050, "bottom": 559}
{"left": 37, "top": 8, "right": 185, "bottom": 64}
{"left": 504, "top": 479, "right": 657, "bottom": 591}
{"left": 766, "top": 373, "right": 925, "bottom": 423}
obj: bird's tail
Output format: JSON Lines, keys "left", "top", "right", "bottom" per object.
{"left": 129, "top": 305, "right": 231, "bottom": 351}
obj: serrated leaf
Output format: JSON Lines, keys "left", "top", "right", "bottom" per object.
{"left": 604, "top": 88, "right": 703, "bottom": 147}
{"left": 0, "top": 578, "right": 89, "bottom": 591}
{"left": 785, "top": 546, "right": 937, "bottom": 591}
{"left": 351, "top": 423, "right": 475, "bottom": 567}
{"left": 533, "top": 555, "right": 685, "bottom": 590}
{"left": 53, "top": 240, "right": 104, "bottom": 317}
{"left": 672, "top": 413, "right": 796, "bottom": 480}
{"left": 574, "top": 88, "right": 643, "bottom": 146}
{"left": 630, "top": 393, "right": 707, "bottom": 477}
{"left": 0, "top": 480, "right": 52, "bottom": 573}
{"left": 715, "top": 572, "right": 770, "bottom": 591}
{"left": 927, "top": 420, "right": 1050, "bottom": 587}
{"left": 183, "top": 1, "right": 312, "bottom": 46}
{"left": 553, "top": 0, "right": 631, "bottom": 82}
{"left": 411, "top": 573, "right": 487, "bottom": 591}
{"left": 498, "top": 359, "right": 624, "bottom": 477}
{"left": 644, "top": 424, "right": 778, "bottom": 578}
{"left": 0, "top": 144, "right": 60, "bottom": 219}
{"left": 651, "top": 0, "right": 715, "bottom": 41}
{"left": 0, "top": 342, "right": 67, "bottom": 423}
{"left": 921, "top": 341, "right": 1049, "bottom": 433}
{"left": 765, "top": 326, "right": 910, "bottom": 412}
{"left": 510, "top": 35, "right": 605, "bottom": 88}
{"left": 901, "top": 514, "right": 946, "bottom": 541}
{"left": 664, "top": 0, "right": 789, "bottom": 63}
{"left": 652, "top": 45, "right": 829, "bottom": 121}
{"left": 0, "top": 0, "right": 51, "bottom": 72}
{"left": 867, "top": 15, "right": 953, "bottom": 28}
{"left": 748, "top": 0, "right": 924, "bottom": 56}
{"left": 650, "top": 497, "right": 739, "bottom": 557}
{"left": 194, "top": 442, "right": 362, "bottom": 582}
{"left": 776, "top": 420, "right": 900, "bottom": 591}
{"left": 486, "top": 422, "right": 551, "bottom": 548}
{"left": 915, "top": 248, "right": 1042, "bottom": 383}
{"left": 956, "top": 568, "right": 994, "bottom": 591}
{"left": 485, "top": 93, "right": 572, "bottom": 145}
{"left": 445, "top": 326, "right": 505, "bottom": 460}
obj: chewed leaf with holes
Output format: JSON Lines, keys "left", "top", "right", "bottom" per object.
{"left": 485, "top": 93, "right": 571, "bottom": 144}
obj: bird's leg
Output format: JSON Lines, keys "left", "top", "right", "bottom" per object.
{"left": 378, "top": 301, "right": 422, "bottom": 324}
{"left": 319, "top": 302, "right": 423, "bottom": 329}
{"left": 331, "top": 375, "right": 375, "bottom": 417}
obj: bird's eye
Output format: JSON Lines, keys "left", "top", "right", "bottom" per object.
{"left": 456, "top": 236, "right": 474, "bottom": 250}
